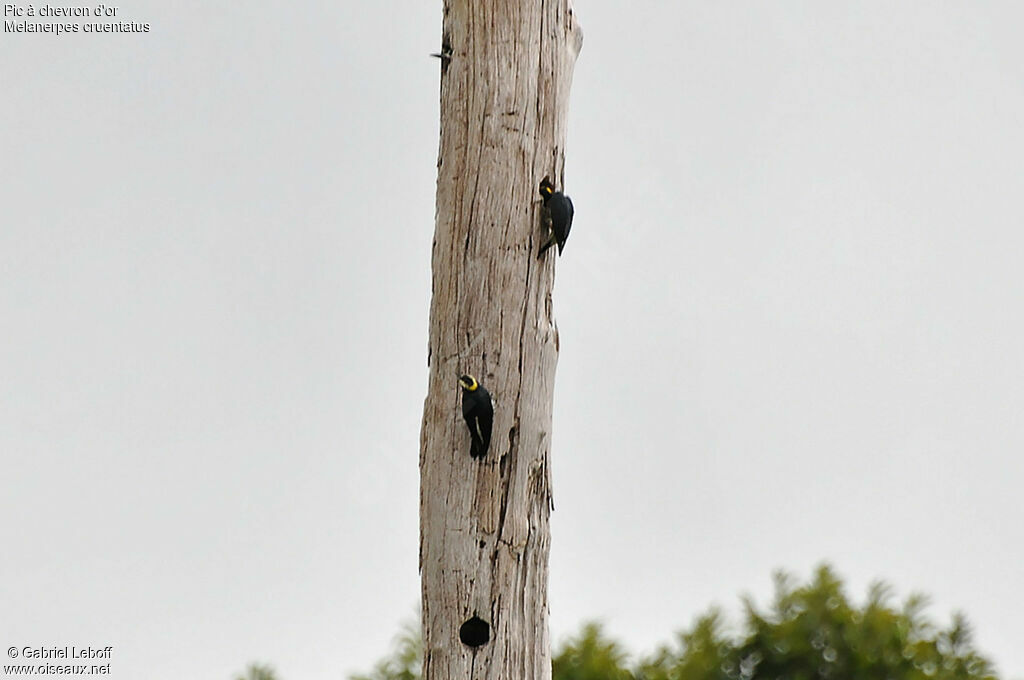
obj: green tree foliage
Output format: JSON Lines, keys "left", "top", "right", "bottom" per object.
{"left": 349, "top": 619, "right": 422, "bottom": 680}
{"left": 553, "top": 622, "right": 633, "bottom": 680}
{"left": 233, "top": 663, "right": 279, "bottom": 680}
{"left": 635, "top": 609, "right": 733, "bottom": 680}
{"left": 347, "top": 565, "right": 999, "bottom": 680}
{"left": 638, "top": 565, "right": 997, "bottom": 680}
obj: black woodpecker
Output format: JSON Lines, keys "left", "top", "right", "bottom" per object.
{"left": 458, "top": 375, "right": 493, "bottom": 459}
{"left": 537, "top": 177, "right": 574, "bottom": 258}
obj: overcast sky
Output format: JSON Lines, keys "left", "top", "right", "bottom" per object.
{"left": 3, "top": 2, "right": 1023, "bottom": 679}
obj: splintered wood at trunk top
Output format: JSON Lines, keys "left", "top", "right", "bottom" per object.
{"left": 419, "top": 0, "right": 582, "bottom": 679}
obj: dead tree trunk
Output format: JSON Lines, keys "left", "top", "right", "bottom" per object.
{"left": 419, "top": 1, "right": 582, "bottom": 678}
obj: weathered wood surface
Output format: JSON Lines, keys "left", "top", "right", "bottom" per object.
{"left": 419, "top": 0, "right": 582, "bottom": 678}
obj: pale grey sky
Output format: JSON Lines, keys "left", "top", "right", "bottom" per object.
{"left": 3, "top": 2, "right": 1023, "bottom": 679}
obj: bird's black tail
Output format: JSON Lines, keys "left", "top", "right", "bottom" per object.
{"left": 470, "top": 429, "right": 491, "bottom": 459}
{"left": 538, "top": 235, "right": 556, "bottom": 259}
{"left": 469, "top": 430, "right": 485, "bottom": 458}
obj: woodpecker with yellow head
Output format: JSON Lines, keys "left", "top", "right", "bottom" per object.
{"left": 458, "top": 375, "right": 493, "bottom": 459}
{"left": 537, "top": 177, "right": 574, "bottom": 258}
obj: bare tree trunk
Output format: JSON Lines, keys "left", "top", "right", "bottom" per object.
{"left": 419, "top": 1, "right": 582, "bottom": 678}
